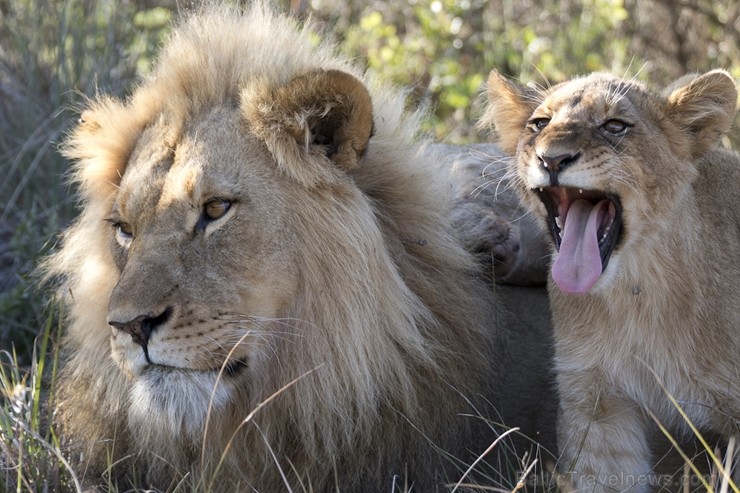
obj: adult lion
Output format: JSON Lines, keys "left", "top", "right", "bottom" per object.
{"left": 43, "top": 4, "right": 555, "bottom": 491}
{"left": 483, "top": 70, "right": 740, "bottom": 492}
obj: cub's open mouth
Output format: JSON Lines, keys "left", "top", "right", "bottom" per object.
{"left": 535, "top": 187, "right": 623, "bottom": 294}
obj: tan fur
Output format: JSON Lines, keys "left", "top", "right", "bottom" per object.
{"left": 483, "top": 70, "right": 740, "bottom": 492}
{"left": 38, "top": 4, "right": 556, "bottom": 491}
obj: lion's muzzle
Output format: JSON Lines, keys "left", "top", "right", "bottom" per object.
{"left": 538, "top": 151, "right": 580, "bottom": 187}
{"left": 108, "top": 307, "right": 172, "bottom": 357}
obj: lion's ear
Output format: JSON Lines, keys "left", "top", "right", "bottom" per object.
{"left": 243, "top": 69, "right": 373, "bottom": 188}
{"left": 63, "top": 98, "right": 142, "bottom": 203}
{"left": 666, "top": 69, "right": 738, "bottom": 159}
{"left": 480, "top": 70, "right": 541, "bottom": 155}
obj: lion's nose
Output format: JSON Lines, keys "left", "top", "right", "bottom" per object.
{"left": 109, "top": 308, "right": 172, "bottom": 350}
{"left": 538, "top": 152, "right": 579, "bottom": 185}
{"left": 540, "top": 152, "right": 576, "bottom": 172}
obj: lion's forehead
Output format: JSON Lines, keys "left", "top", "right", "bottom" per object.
{"left": 542, "top": 76, "right": 647, "bottom": 124}
{"left": 117, "top": 107, "right": 272, "bottom": 220}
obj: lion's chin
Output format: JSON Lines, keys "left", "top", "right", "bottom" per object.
{"left": 127, "top": 366, "right": 233, "bottom": 441}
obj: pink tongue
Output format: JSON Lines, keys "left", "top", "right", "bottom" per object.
{"left": 552, "top": 199, "right": 609, "bottom": 294}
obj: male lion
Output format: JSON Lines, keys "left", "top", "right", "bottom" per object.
{"left": 482, "top": 70, "right": 740, "bottom": 492}
{"left": 42, "top": 4, "right": 555, "bottom": 491}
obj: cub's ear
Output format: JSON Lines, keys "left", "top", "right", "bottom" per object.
{"left": 242, "top": 69, "right": 373, "bottom": 188}
{"left": 479, "top": 70, "right": 542, "bottom": 155}
{"left": 666, "top": 69, "right": 738, "bottom": 159}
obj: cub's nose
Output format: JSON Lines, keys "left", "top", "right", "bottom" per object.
{"left": 540, "top": 152, "right": 577, "bottom": 173}
{"left": 108, "top": 308, "right": 172, "bottom": 349}
{"left": 538, "top": 152, "right": 579, "bottom": 186}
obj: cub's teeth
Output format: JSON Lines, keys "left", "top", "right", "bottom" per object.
{"left": 539, "top": 187, "right": 544, "bottom": 192}
{"left": 555, "top": 216, "right": 563, "bottom": 230}
{"left": 579, "top": 189, "right": 583, "bottom": 194}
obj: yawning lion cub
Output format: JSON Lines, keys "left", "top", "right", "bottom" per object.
{"left": 483, "top": 70, "right": 739, "bottom": 492}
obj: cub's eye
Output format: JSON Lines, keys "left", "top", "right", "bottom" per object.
{"left": 602, "top": 119, "right": 629, "bottom": 135}
{"left": 528, "top": 118, "right": 550, "bottom": 132}
{"left": 204, "top": 198, "right": 231, "bottom": 221}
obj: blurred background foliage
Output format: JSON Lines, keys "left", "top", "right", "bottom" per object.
{"left": 0, "top": 0, "right": 738, "bottom": 360}
{"left": 313, "top": 0, "right": 740, "bottom": 142}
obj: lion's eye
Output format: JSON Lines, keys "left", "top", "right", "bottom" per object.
{"left": 602, "top": 119, "right": 629, "bottom": 135}
{"left": 204, "top": 199, "right": 231, "bottom": 221}
{"left": 112, "top": 221, "right": 133, "bottom": 248}
{"left": 196, "top": 198, "right": 233, "bottom": 234}
{"left": 528, "top": 118, "right": 550, "bottom": 132}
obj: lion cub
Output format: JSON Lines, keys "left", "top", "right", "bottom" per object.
{"left": 482, "top": 70, "right": 740, "bottom": 492}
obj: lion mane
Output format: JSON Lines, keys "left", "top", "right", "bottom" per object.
{"left": 40, "top": 4, "right": 523, "bottom": 491}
